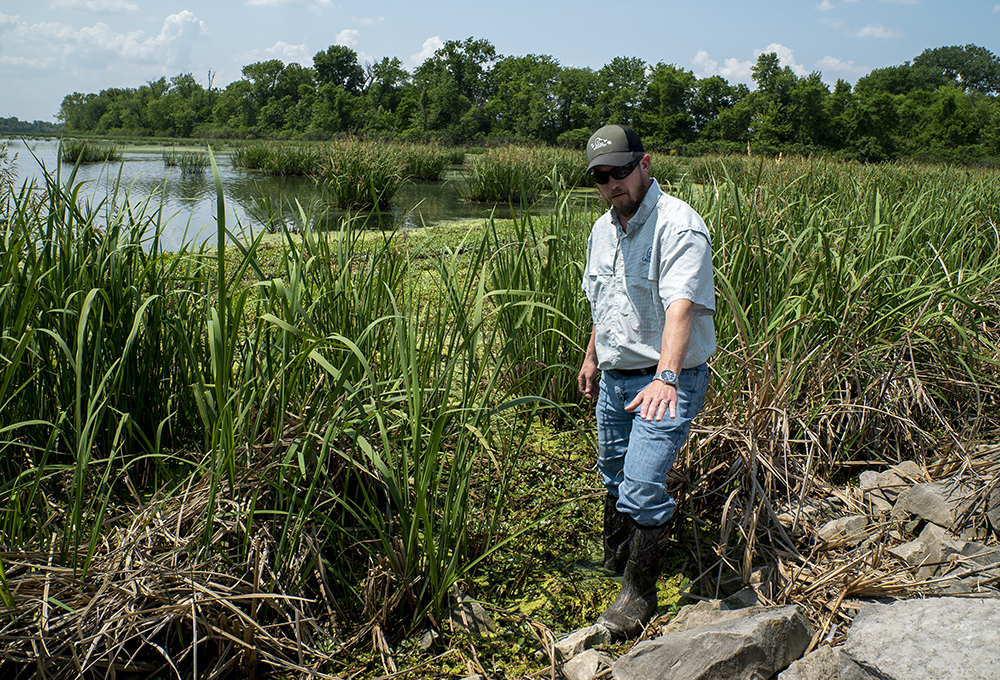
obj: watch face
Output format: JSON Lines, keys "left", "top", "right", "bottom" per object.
{"left": 656, "top": 370, "right": 678, "bottom": 385}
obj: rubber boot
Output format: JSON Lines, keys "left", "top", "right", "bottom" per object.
{"left": 597, "top": 521, "right": 669, "bottom": 639}
{"left": 602, "top": 493, "right": 633, "bottom": 574}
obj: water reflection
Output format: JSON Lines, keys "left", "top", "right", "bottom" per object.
{"left": 4, "top": 137, "right": 591, "bottom": 251}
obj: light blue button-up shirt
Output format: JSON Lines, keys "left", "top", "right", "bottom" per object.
{"left": 582, "top": 179, "right": 716, "bottom": 371}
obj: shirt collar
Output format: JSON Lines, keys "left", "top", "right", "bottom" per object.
{"left": 612, "top": 178, "right": 663, "bottom": 236}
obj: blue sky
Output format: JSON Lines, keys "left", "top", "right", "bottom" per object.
{"left": 1, "top": 0, "right": 998, "bottom": 123}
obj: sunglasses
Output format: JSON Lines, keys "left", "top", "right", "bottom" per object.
{"left": 591, "top": 156, "right": 642, "bottom": 185}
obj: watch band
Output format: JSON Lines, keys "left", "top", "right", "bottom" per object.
{"left": 653, "top": 369, "right": 678, "bottom": 386}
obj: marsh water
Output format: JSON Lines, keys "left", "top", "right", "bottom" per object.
{"left": 4, "top": 138, "right": 584, "bottom": 251}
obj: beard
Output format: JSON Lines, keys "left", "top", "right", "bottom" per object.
{"left": 601, "top": 182, "right": 648, "bottom": 222}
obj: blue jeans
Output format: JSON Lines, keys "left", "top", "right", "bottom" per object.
{"left": 596, "top": 363, "right": 711, "bottom": 527}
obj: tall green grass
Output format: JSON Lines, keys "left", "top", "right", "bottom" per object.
{"left": 3, "top": 146, "right": 1000, "bottom": 673}
{"left": 0, "top": 146, "right": 564, "bottom": 641}
{"left": 60, "top": 139, "right": 123, "bottom": 164}
{"left": 162, "top": 148, "right": 210, "bottom": 173}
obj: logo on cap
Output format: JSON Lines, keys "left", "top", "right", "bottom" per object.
{"left": 590, "top": 137, "right": 612, "bottom": 151}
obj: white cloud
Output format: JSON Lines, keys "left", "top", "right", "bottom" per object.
{"left": 354, "top": 16, "right": 383, "bottom": 26}
{"left": 879, "top": 0, "right": 919, "bottom": 4}
{"left": 410, "top": 36, "right": 442, "bottom": 68}
{"left": 816, "top": 55, "right": 868, "bottom": 80}
{"left": 854, "top": 23, "right": 901, "bottom": 38}
{"left": 994, "top": 4, "right": 1000, "bottom": 12}
{"left": 763, "top": 43, "right": 809, "bottom": 76}
{"left": 265, "top": 41, "right": 311, "bottom": 65}
{"left": 816, "top": 0, "right": 834, "bottom": 10}
{"left": 0, "top": 54, "right": 56, "bottom": 68}
{"left": 0, "top": 10, "right": 207, "bottom": 74}
{"left": 50, "top": 0, "right": 140, "bottom": 12}
{"left": 692, "top": 43, "right": 810, "bottom": 84}
{"left": 691, "top": 50, "right": 754, "bottom": 81}
{"left": 335, "top": 29, "right": 359, "bottom": 47}
{"left": 245, "top": 0, "right": 334, "bottom": 8}
{"left": 820, "top": 16, "right": 845, "bottom": 29}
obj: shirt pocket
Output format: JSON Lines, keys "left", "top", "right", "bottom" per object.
{"left": 586, "top": 273, "right": 614, "bottom": 324}
{"left": 623, "top": 274, "right": 661, "bottom": 333}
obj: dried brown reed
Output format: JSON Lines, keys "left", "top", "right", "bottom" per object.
{"left": 0, "top": 466, "right": 341, "bottom": 679}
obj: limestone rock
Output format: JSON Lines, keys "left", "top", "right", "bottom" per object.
{"left": 554, "top": 624, "right": 611, "bottom": 661}
{"left": 448, "top": 593, "right": 496, "bottom": 636}
{"left": 844, "top": 597, "right": 1000, "bottom": 680}
{"left": 655, "top": 592, "right": 759, "bottom": 638}
{"left": 562, "top": 648, "right": 613, "bottom": 680}
{"left": 612, "top": 605, "right": 813, "bottom": 680}
{"left": 987, "top": 485, "right": 1000, "bottom": 536}
{"left": 817, "top": 515, "right": 869, "bottom": 545}
{"left": 887, "top": 539, "right": 931, "bottom": 569}
{"left": 898, "top": 481, "right": 972, "bottom": 529}
{"left": 777, "top": 644, "right": 876, "bottom": 680}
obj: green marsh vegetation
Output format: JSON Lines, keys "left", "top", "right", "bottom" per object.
{"left": 231, "top": 139, "right": 464, "bottom": 210}
{"left": 59, "top": 138, "right": 123, "bottom": 164}
{"left": 162, "top": 148, "right": 210, "bottom": 173}
{"left": 1, "top": 147, "right": 999, "bottom": 677}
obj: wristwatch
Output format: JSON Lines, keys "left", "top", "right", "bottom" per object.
{"left": 652, "top": 370, "right": 678, "bottom": 387}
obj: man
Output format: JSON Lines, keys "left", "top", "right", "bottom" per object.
{"left": 578, "top": 124, "right": 716, "bottom": 639}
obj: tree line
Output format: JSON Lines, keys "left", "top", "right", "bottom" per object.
{"left": 56, "top": 40, "right": 1000, "bottom": 163}
{"left": 0, "top": 117, "right": 63, "bottom": 135}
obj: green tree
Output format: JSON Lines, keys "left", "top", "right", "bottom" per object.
{"left": 313, "top": 45, "right": 364, "bottom": 94}
{"left": 899, "top": 86, "right": 980, "bottom": 151}
{"left": 854, "top": 63, "right": 949, "bottom": 97}
{"left": 845, "top": 90, "right": 899, "bottom": 161}
{"left": 486, "top": 54, "right": 561, "bottom": 142}
{"left": 354, "top": 57, "right": 410, "bottom": 133}
{"left": 408, "top": 37, "right": 499, "bottom": 141}
{"left": 787, "top": 72, "right": 829, "bottom": 147}
{"left": 595, "top": 57, "right": 647, "bottom": 129}
{"left": 824, "top": 79, "right": 853, "bottom": 150}
{"left": 639, "top": 63, "right": 697, "bottom": 147}
{"left": 912, "top": 44, "right": 1000, "bottom": 96}
{"left": 58, "top": 92, "right": 107, "bottom": 131}
{"left": 553, "top": 67, "right": 598, "bottom": 141}
{"left": 690, "top": 76, "right": 746, "bottom": 133}
{"left": 749, "top": 52, "right": 797, "bottom": 149}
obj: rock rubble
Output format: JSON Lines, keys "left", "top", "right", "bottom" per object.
{"left": 554, "top": 461, "right": 1000, "bottom": 680}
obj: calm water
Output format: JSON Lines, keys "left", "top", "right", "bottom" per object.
{"left": 4, "top": 138, "right": 582, "bottom": 251}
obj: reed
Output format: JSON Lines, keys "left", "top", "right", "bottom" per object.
{"left": 162, "top": 148, "right": 210, "bottom": 173}
{"left": 398, "top": 143, "right": 450, "bottom": 180}
{"left": 232, "top": 140, "right": 324, "bottom": 175}
{"left": 60, "top": 139, "right": 123, "bottom": 164}
{"left": 321, "top": 138, "right": 405, "bottom": 209}
{"left": 460, "top": 147, "right": 547, "bottom": 203}
{"left": 3, "top": 146, "right": 1000, "bottom": 676}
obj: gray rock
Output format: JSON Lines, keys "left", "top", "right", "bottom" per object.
{"left": 419, "top": 628, "right": 440, "bottom": 653}
{"left": 655, "top": 594, "right": 762, "bottom": 638}
{"left": 901, "top": 482, "right": 973, "bottom": 529}
{"left": 888, "top": 539, "right": 931, "bottom": 569}
{"left": 777, "top": 645, "right": 877, "bottom": 680}
{"left": 721, "top": 587, "right": 760, "bottom": 610}
{"left": 818, "top": 515, "right": 869, "bottom": 545}
{"left": 844, "top": 597, "right": 1000, "bottom": 680}
{"left": 890, "top": 460, "right": 923, "bottom": 483}
{"left": 612, "top": 605, "right": 813, "bottom": 680}
{"left": 563, "top": 648, "right": 614, "bottom": 680}
{"left": 860, "top": 470, "right": 901, "bottom": 513}
{"left": 987, "top": 486, "right": 1000, "bottom": 535}
{"left": 448, "top": 593, "right": 496, "bottom": 635}
{"left": 554, "top": 624, "right": 612, "bottom": 661}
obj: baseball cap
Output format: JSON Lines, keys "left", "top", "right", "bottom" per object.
{"left": 586, "top": 124, "right": 644, "bottom": 171}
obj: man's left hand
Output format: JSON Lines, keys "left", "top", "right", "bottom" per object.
{"left": 625, "top": 380, "right": 678, "bottom": 421}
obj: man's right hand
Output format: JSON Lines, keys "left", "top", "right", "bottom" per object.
{"left": 578, "top": 362, "right": 600, "bottom": 400}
